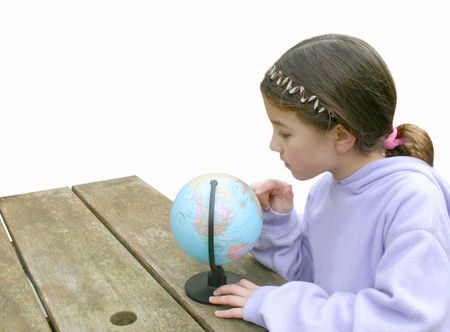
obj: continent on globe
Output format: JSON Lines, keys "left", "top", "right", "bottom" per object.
{"left": 170, "top": 173, "right": 263, "bottom": 266}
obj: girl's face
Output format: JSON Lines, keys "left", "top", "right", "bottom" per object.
{"left": 264, "top": 96, "right": 338, "bottom": 180}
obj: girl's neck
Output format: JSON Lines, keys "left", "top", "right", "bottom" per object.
{"left": 332, "top": 149, "right": 384, "bottom": 180}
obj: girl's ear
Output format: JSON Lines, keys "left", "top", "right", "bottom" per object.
{"left": 334, "top": 124, "right": 356, "bottom": 153}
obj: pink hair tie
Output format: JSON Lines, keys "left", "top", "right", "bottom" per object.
{"left": 382, "top": 127, "right": 406, "bottom": 150}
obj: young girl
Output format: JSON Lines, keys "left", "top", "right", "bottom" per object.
{"left": 208, "top": 34, "right": 450, "bottom": 331}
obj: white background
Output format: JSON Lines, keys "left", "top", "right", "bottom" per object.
{"left": 1, "top": 0, "right": 449, "bottom": 209}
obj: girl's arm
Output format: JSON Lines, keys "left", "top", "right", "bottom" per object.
{"left": 251, "top": 208, "right": 313, "bottom": 282}
{"left": 210, "top": 229, "right": 450, "bottom": 331}
{"left": 250, "top": 179, "right": 313, "bottom": 281}
{"left": 241, "top": 229, "right": 450, "bottom": 331}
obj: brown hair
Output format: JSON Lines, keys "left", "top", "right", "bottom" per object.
{"left": 260, "top": 34, "right": 434, "bottom": 166}
{"left": 385, "top": 124, "right": 434, "bottom": 166}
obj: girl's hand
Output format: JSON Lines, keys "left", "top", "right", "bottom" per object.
{"left": 252, "top": 179, "right": 294, "bottom": 213}
{"left": 209, "top": 279, "right": 259, "bottom": 319}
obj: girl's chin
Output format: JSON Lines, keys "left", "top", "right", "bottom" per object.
{"left": 290, "top": 169, "right": 317, "bottom": 181}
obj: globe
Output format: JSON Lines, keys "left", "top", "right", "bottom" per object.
{"left": 170, "top": 173, "right": 263, "bottom": 266}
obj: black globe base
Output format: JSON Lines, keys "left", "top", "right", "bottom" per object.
{"left": 185, "top": 270, "right": 243, "bottom": 304}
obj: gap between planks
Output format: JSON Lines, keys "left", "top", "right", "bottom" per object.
{"left": 0, "top": 210, "right": 55, "bottom": 331}
{"left": 71, "top": 186, "right": 210, "bottom": 332}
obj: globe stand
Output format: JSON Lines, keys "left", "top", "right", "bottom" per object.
{"left": 185, "top": 179, "right": 244, "bottom": 304}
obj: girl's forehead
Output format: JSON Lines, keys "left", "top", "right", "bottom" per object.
{"left": 264, "top": 101, "right": 299, "bottom": 127}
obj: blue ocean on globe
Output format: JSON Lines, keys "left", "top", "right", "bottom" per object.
{"left": 170, "top": 173, "right": 263, "bottom": 266}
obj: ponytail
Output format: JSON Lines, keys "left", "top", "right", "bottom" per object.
{"left": 384, "top": 124, "right": 434, "bottom": 166}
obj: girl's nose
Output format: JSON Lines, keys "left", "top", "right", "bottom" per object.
{"left": 270, "top": 134, "right": 281, "bottom": 153}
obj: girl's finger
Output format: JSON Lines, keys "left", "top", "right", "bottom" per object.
{"left": 255, "top": 179, "right": 288, "bottom": 195}
{"left": 251, "top": 181, "right": 270, "bottom": 210}
{"left": 209, "top": 294, "right": 246, "bottom": 307}
{"left": 213, "top": 283, "right": 248, "bottom": 297}
{"left": 259, "top": 193, "right": 271, "bottom": 211}
{"left": 250, "top": 181, "right": 262, "bottom": 190}
{"left": 237, "top": 278, "right": 258, "bottom": 290}
{"left": 283, "top": 184, "right": 294, "bottom": 200}
{"left": 214, "top": 307, "right": 243, "bottom": 319}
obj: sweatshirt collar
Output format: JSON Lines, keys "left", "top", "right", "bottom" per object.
{"left": 336, "top": 156, "right": 431, "bottom": 194}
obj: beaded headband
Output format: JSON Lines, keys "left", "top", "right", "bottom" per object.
{"left": 266, "top": 64, "right": 334, "bottom": 118}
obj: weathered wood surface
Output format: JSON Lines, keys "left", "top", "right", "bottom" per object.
{"left": 0, "top": 188, "right": 203, "bottom": 332}
{"left": 0, "top": 219, "right": 50, "bottom": 332}
{"left": 73, "top": 176, "right": 285, "bottom": 332}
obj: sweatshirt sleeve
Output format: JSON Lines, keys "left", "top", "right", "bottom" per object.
{"left": 251, "top": 208, "right": 314, "bottom": 281}
{"left": 244, "top": 229, "right": 450, "bottom": 332}
{"left": 252, "top": 210, "right": 313, "bottom": 281}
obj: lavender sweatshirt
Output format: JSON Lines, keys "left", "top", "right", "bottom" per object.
{"left": 244, "top": 157, "right": 450, "bottom": 331}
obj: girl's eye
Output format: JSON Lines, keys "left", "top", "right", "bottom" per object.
{"left": 278, "top": 132, "right": 291, "bottom": 139}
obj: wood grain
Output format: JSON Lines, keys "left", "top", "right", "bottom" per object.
{"left": 0, "top": 187, "right": 203, "bottom": 332}
{"left": 73, "top": 176, "right": 285, "bottom": 332}
{"left": 0, "top": 218, "right": 50, "bottom": 332}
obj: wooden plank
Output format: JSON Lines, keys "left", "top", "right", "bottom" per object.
{"left": 73, "top": 176, "right": 285, "bottom": 332}
{"left": 0, "top": 188, "right": 203, "bottom": 332}
{"left": 0, "top": 216, "right": 50, "bottom": 332}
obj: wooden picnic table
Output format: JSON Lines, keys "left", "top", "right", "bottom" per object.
{"left": 0, "top": 176, "right": 284, "bottom": 331}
